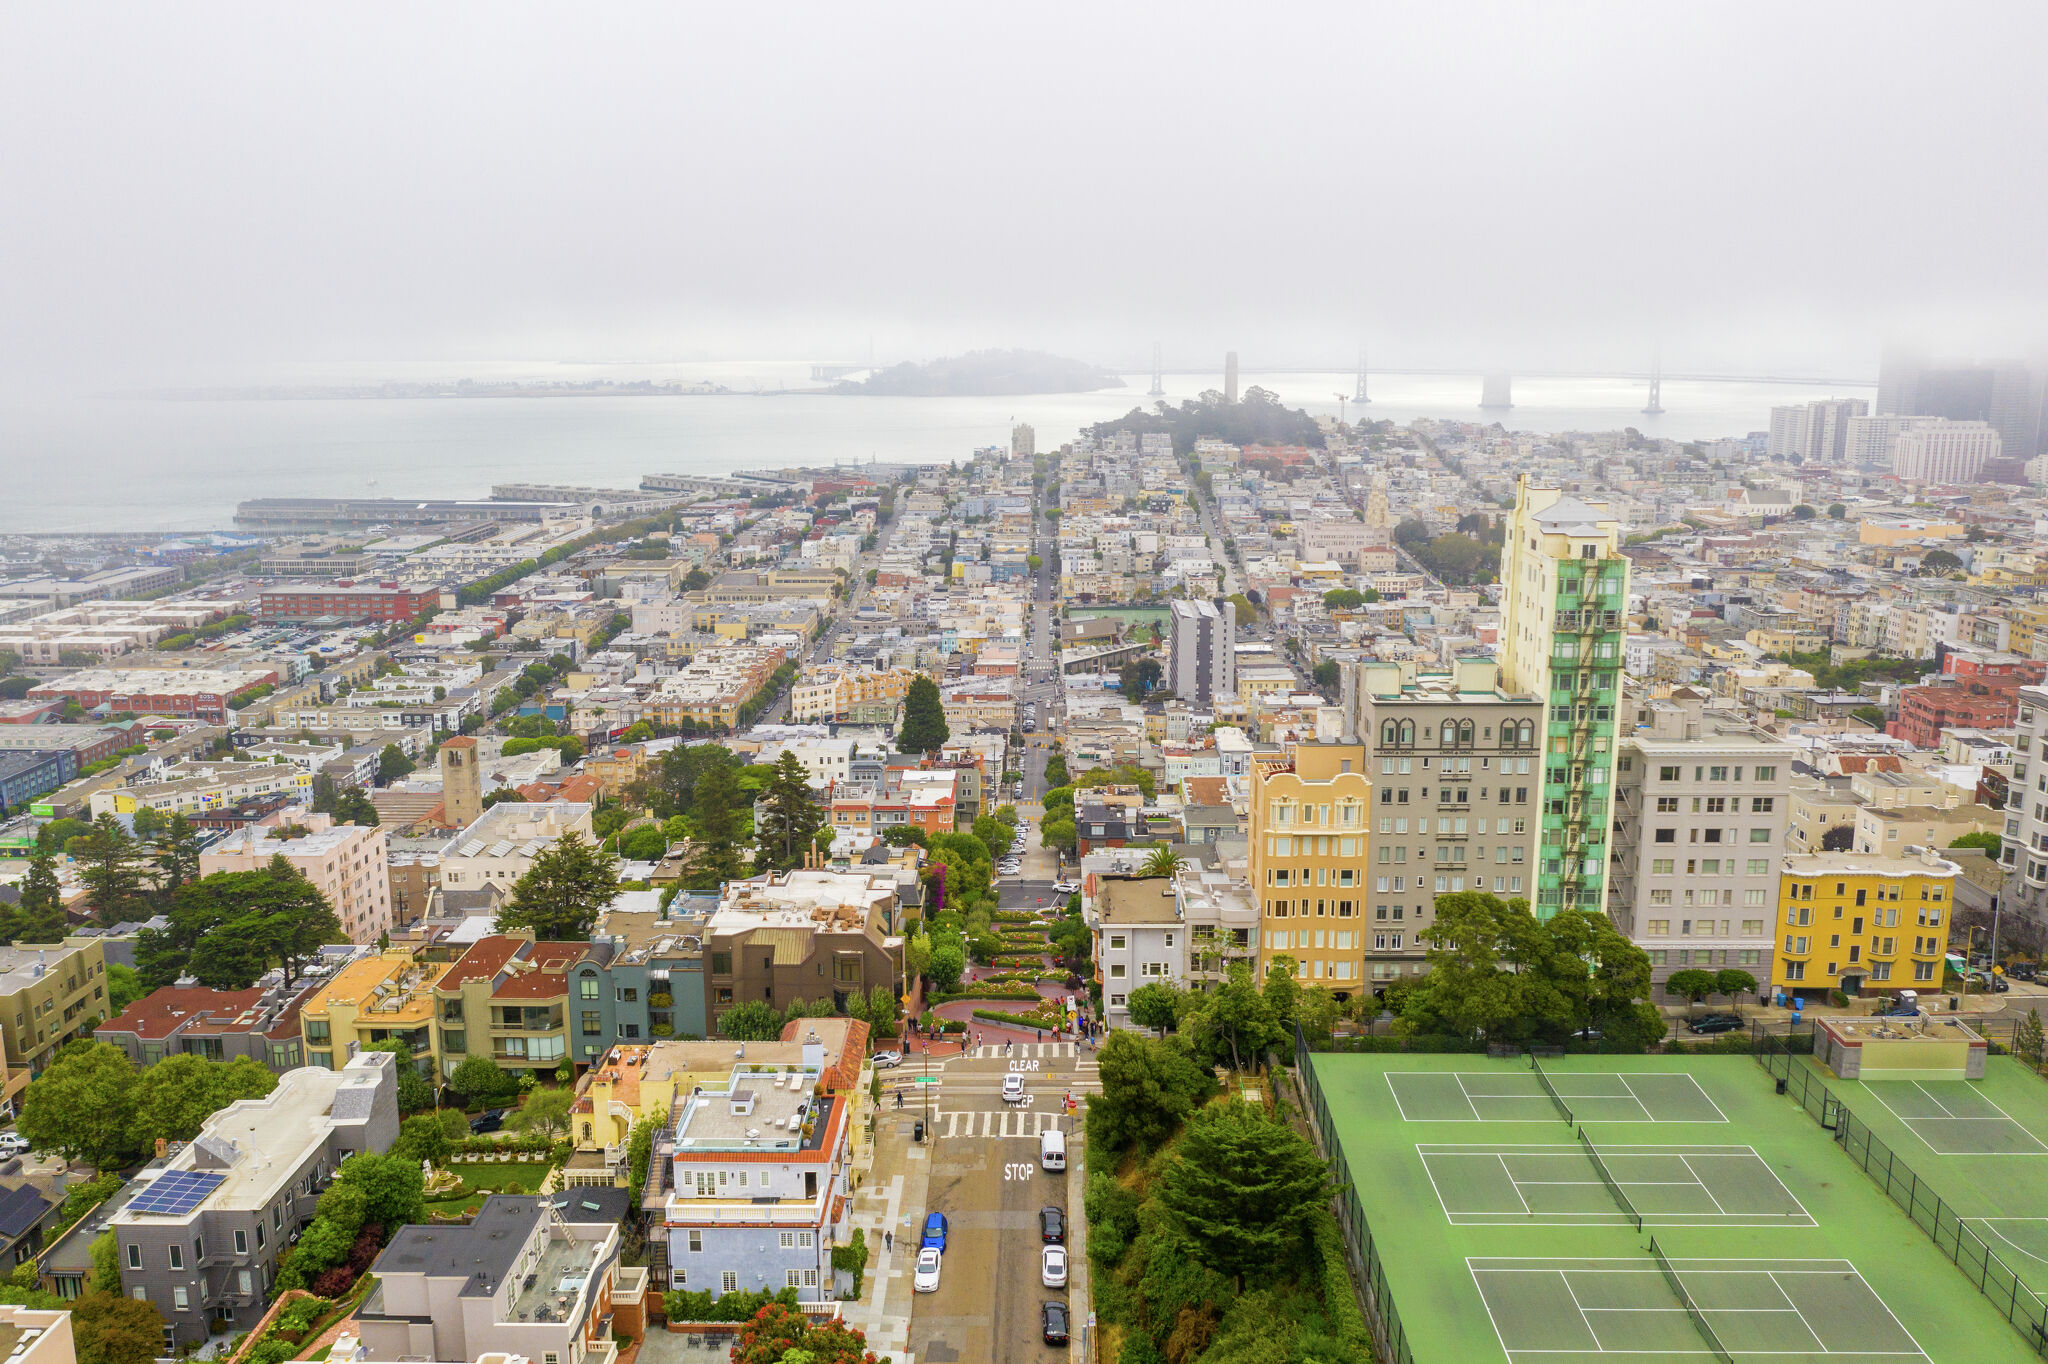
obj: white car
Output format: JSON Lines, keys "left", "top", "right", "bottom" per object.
{"left": 1041, "top": 1245, "right": 1067, "bottom": 1288}
{"left": 913, "top": 1247, "right": 942, "bottom": 1293}
{"left": 1002, "top": 1074, "right": 1027, "bottom": 1104}
{"left": 871, "top": 1050, "right": 902, "bottom": 1069}
{"left": 1052, "top": 880, "right": 1079, "bottom": 896}
{"left": 0, "top": 1135, "right": 27, "bottom": 1157}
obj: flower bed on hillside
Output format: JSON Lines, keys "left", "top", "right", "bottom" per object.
{"left": 971, "top": 1004, "right": 1064, "bottom": 1032}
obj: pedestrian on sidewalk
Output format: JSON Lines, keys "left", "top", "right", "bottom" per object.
{"left": 885, "top": 1230, "right": 893, "bottom": 1252}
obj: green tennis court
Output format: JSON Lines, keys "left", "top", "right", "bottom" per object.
{"left": 1470, "top": 1255, "right": 1927, "bottom": 1363}
{"left": 1388, "top": 1068, "right": 1727, "bottom": 1124}
{"left": 1305, "top": 1053, "right": 2047, "bottom": 1363}
{"left": 1815, "top": 1055, "right": 2048, "bottom": 1297}
{"left": 1421, "top": 1142, "right": 1812, "bottom": 1227}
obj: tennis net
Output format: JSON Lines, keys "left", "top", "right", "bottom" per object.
{"left": 1649, "top": 1237, "right": 1734, "bottom": 1364}
{"left": 1578, "top": 1127, "right": 1642, "bottom": 1231}
{"left": 1528, "top": 1056, "right": 1572, "bottom": 1126}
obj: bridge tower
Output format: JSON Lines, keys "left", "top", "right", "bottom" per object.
{"left": 1642, "top": 352, "right": 1664, "bottom": 415}
{"left": 1148, "top": 342, "right": 1164, "bottom": 397}
{"left": 1354, "top": 345, "right": 1370, "bottom": 404}
{"left": 1480, "top": 372, "right": 1513, "bottom": 409}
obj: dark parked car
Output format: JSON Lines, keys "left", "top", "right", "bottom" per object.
{"left": 1040, "top": 1205, "right": 1065, "bottom": 1243}
{"left": 1042, "top": 1301, "right": 1070, "bottom": 1345}
{"left": 922, "top": 1212, "right": 948, "bottom": 1252}
{"left": 469, "top": 1109, "right": 506, "bottom": 1134}
{"left": 2008, "top": 962, "right": 2038, "bottom": 982}
{"left": 1686, "top": 1014, "right": 1746, "bottom": 1035}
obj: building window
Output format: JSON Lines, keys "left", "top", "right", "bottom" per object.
{"left": 234, "top": 1231, "right": 247, "bottom": 1254}
{"left": 169, "top": 1245, "right": 182, "bottom": 1270}
{"left": 580, "top": 976, "right": 599, "bottom": 999}
{"left": 722, "top": 1271, "right": 738, "bottom": 1294}
{"left": 126, "top": 1245, "right": 140, "bottom": 1270}
{"left": 172, "top": 1288, "right": 188, "bottom": 1312}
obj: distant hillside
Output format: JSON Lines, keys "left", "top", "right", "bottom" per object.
{"left": 834, "top": 349, "right": 1125, "bottom": 397}
{"left": 1091, "top": 386, "right": 1325, "bottom": 454}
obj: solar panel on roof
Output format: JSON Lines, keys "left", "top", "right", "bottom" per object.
{"left": 126, "top": 1169, "right": 225, "bottom": 1217}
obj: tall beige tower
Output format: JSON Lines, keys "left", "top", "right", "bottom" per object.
{"left": 1224, "top": 352, "right": 1239, "bottom": 404}
{"left": 439, "top": 736, "right": 482, "bottom": 830}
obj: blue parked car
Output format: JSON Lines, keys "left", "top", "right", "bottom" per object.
{"left": 921, "top": 1212, "right": 948, "bottom": 1252}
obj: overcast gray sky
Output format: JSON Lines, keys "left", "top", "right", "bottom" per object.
{"left": 3, "top": 2, "right": 2044, "bottom": 386}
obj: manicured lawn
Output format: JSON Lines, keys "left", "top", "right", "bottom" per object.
{"left": 422, "top": 1160, "right": 554, "bottom": 1216}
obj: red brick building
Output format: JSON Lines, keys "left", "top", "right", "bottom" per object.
{"left": 1889, "top": 651, "right": 2047, "bottom": 748}
{"left": 259, "top": 582, "right": 432, "bottom": 623}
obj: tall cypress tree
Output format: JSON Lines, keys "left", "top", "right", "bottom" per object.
{"left": 896, "top": 675, "right": 950, "bottom": 755}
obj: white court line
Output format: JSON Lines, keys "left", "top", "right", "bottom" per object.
{"left": 1759, "top": 1271, "right": 1829, "bottom": 1353}
{"left": 1500, "top": 1154, "right": 1533, "bottom": 1214}
{"left": 1857, "top": 1081, "right": 2048, "bottom": 1155}
{"left": 1468, "top": 1257, "right": 1933, "bottom": 1362}
{"left": 1970, "top": 1218, "right": 2048, "bottom": 1272}
{"left": 1908, "top": 1079, "right": 1961, "bottom": 1119}
{"left": 1385, "top": 1070, "right": 1482, "bottom": 1121}
{"left": 1677, "top": 1155, "right": 1728, "bottom": 1216}
{"left": 1625, "top": 1071, "right": 1731, "bottom": 1123}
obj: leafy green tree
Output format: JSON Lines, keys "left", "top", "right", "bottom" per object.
{"left": 1089, "top": 1031, "right": 1218, "bottom": 1154}
{"left": 970, "top": 815, "right": 1015, "bottom": 861}
{"left": 683, "top": 759, "right": 749, "bottom": 891}
{"left": 1043, "top": 753, "right": 1070, "bottom": 788}
{"left": 1295, "top": 984, "right": 1341, "bottom": 1047}
{"left": 362, "top": 1039, "right": 437, "bottom": 1113}
{"left": 75, "top": 815, "right": 150, "bottom": 927}
{"left": 1, "top": 850, "right": 69, "bottom": 944}
{"left": 1664, "top": 968, "right": 1717, "bottom": 1008}
{"left": 650, "top": 742, "right": 740, "bottom": 820}
{"left": 729, "top": 1300, "right": 877, "bottom": 1364}
{"left": 1183, "top": 962, "right": 1283, "bottom": 1070}
{"left": 1118, "top": 658, "right": 1163, "bottom": 702}
{"left": 879, "top": 824, "right": 928, "bottom": 848}
{"left": 18, "top": 1042, "right": 138, "bottom": 1170}
{"left": 718, "top": 1000, "right": 785, "bottom": 1042}
{"left": 1917, "top": 547, "right": 1963, "bottom": 576}
{"left": 104, "top": 963, "right": 144, "bottom": 1014}
{"left": 89, "top": 1231, "right": 122, "bottom": 1295}
{"left": 2017, "top": 1009, "right": 2045, "bottom": 1068}
{"left": 1261, "top": 954, "right": 1303, "bottom": 1029}
{"left": 618, "top": 824, "right": 668, "bottom": 861}
{"left": 1320, "top": 588, "right": 1365, "bottom": 609}
{"left": 70, "top": 1291, "right": 166, "bottom": 1364}
{"left": 131, "top": 1054, "right": 276, "bottom": 1147}
{"left": 448, "top": 1054, "right": 514, "bottom": 1110}
{"left": 896, "top": 675, "right": 951, "bottom": 755}
{"left": 377, "top": 743, "right": 417, "bottom": 783}
{"left": 154, "top": 859, "right": 344, "bottom": 991}
{"left": 1311, "top": 659, "right": 1340, "bottom": 692}
{"left": 1820, "top": 824, "right": 1857, "bottom": 852}
{"left": 496, "top": 832, "right": 620, "bottom": 940}
{"left": 924, "top": 832, "right": 992, "bottom": 913}
{"left": 331, "top": 1150, "right": 425, "bottom": 1230}
{"left": 866, "top": 984, "right": 899, "bottom": 1039}
{"left": 1714, "top": 969, "right": 1759, "bottom": 1006}
{"left": 1950, "top": 830, "right": 2002, "bottom": 856}
{"left": 1126, "top": 981, "right": 1183, "bottom": 1031}
{"left": 392, "top": 1113, "right": 452, "bottom": 1166}
{"left": 507, "top": 1086, "right": 575, "bottom": 1140}
{"left": 756, "top": 751, "right": 825, "bottom": 870}
{"left": 146, "top": 813, "right": 205, "bottom": 908}
{"left": 1156, "top": 1103, "right": 1328, "bottom": 1288}
{"left": 1827, "top": 503, "right": 1847, "bottom": 519}
{"left": 928, "top": 942, "right": 966, "bottom": 993}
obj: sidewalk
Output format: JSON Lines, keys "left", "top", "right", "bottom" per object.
{"left": 841, "top": 1097, "right": 934, "bottom": 1364}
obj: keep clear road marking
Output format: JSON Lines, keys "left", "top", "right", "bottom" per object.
{"left": 964, "top": 1043, "right": 1083, "bottom": 1059}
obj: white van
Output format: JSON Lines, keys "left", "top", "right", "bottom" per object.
{"left": 1040, "top": 1128, "right": 1067, "bottom": 1171}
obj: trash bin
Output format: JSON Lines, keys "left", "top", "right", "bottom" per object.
{"left": 914, "top": 1120, "right": 925, "bottom": 1144}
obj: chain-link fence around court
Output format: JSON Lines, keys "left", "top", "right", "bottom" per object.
{"left": 1752, "top": 1021, "right": 2048, "bottom": 1356}
{"left": 1297, "top": 1024, "right": 1415, "bottom": 1364}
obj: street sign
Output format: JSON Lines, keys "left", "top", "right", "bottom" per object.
{"left": 915, "top": 1075, "right": 942, "bottom": 1084}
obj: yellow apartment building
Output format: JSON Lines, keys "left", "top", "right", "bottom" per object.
{"left": 1772, "top": 850, "right": 1959, "bottom": 1001}
{"left": 1249, "top": 743, "right": 1372, "bottom": 991}
{"left": 299, "top": 950, "right": 449, "bottom": 1076}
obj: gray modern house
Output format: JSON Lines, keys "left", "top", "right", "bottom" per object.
{"left": 111, "top": 1051, "right": 399, "bottom": 1346}
{"left": 353, "top": 1194, "right": 629, "bottom": 1364}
